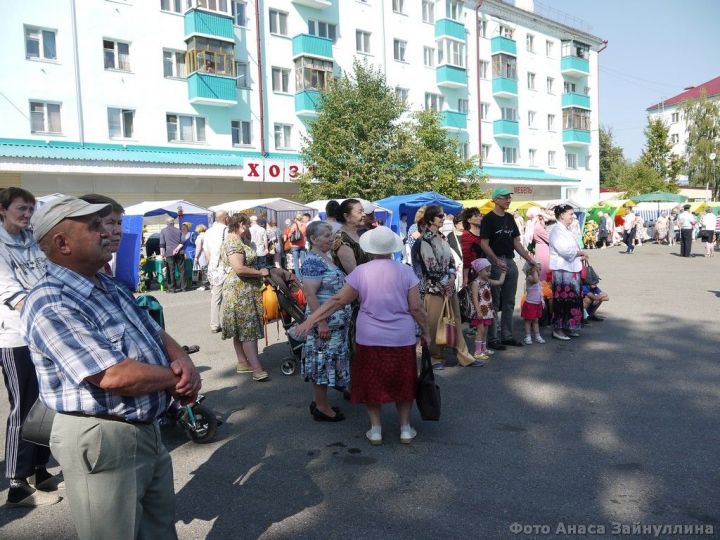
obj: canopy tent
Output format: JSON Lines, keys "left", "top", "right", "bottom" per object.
{"left": 118, "top": 200, "right": 212, "bottom": 291}
{"left": 209, "top": 197, "right": 315, "bottom": 228}
{"left": 705, "top": 201, "right": 720, "bottom": 215}
{"left": 374, "top": 192, "right": 463, "bottom": 235}
{"left": 459, "top": 199, "right": 541, "bottom": 217}
{"left": 305, "top": 199, "right": 393, "bottom": 225}
{"left": 687, "top": 202, "right": 708, "bottom": 214}
{"left": 632, "top": 202, "right": 681, "bottom": 224}
{"left": 586, "top": 199, "right": 635, "bottom": 227}
{"left": 630, "top": 191, "right": 688, "bottom": 203}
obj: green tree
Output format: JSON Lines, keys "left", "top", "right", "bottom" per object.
{"left": 682, "top": 91, "right": 720, "bottom": 198}
{"left": 640, "top": 117, "right": 680, "bottom": 183}
{"left": 598, "top": 126, "right": 625, "bottom": 185}
{"left": 604, "top": 160, "right": 667, "bottom": 196}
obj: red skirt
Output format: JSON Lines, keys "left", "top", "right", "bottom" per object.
{"left": 351, "top": 344, "right": 417, "bottom": 404}
{"left": 521, "top": 301, "right": 543, "bottom": 320}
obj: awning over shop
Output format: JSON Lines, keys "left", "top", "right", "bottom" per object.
{"left": 476, "top": 166, "right": 582, "bottom": 185}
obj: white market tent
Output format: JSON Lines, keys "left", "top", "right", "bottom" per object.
{"left": 125, "top": 199, "right": 212, "bottom": 218}
{"left": 306, "top": 199, "right": 393, "bottom": 223}
{"left": 210, "top": 197, "right": 316, "bottom": 227}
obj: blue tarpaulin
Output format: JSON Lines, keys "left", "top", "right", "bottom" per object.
{"left": 374, "top": 192, "right": 463, "bottom": 235}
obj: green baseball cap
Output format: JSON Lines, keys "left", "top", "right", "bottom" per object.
{"left": 491, "top": 187, "right": 513, "bottom": 199}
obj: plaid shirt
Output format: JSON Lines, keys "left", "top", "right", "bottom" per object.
{"left": 21, "top": 262, "right": 170, "bottom": 422}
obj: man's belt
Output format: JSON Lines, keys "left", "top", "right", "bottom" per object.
{"left": 60, "top": 411, "right": 155, "bottom": 425}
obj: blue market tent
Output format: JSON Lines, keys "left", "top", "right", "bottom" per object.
{"left": 374, "top": 192, "right": 463, "bottom": 235}
{"left": 117, "top": 200, "right": 212, "bottom": 291}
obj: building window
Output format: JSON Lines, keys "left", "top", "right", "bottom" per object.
{"left": 458, "top": 98, "right": 469, "bottom": 114}
{"left": 458, "top": 142, "right": 469, "bottom": 160}
{"left": 502, "top": 146, "right": 517, "bottom": 164}
{"left": 529, "top": 148, "right": 536, "bottom": 166}
{"left": 562, "top": 40, "right": 590, "bottom": 59}
{"left": 167, "top": 114, "right": 206, "bottom": 143}
{"left": 392, "top": 0, "right": 405, "bottom": 14}
{"left": 671, "top": 133, "right": 680, "bottom": 144}
{"left": 446, "top": 0, "right": 462, "bottom": 20}
{"left": 269, "top": 9, "right": 288, "bottom": 35}
{"left": 437, "top": 38, "right": 465, "bottom": 68}
{"left": 422, "top": 0, "right": 434, "bottom": 23}
{"left": 498, "top": 24, "right": 514, "bottom": 39}
{"left": 295, "top": 56, "right": 333, "bottom": 91}
{"left": 563, "top": 108, "right": 590, "bottom": 130}
{"left": 29, "top": 101, "right": 61, "bottom": 134}
{"left": 309, "top": 19, "right": 337, "bottom": 43}
{"left": 25, "top": 27, "right": 57, "bottom": 61}
{"left": 356, "top": 30, "right": 371, "bottom": 53}
{"left": 163, "top": 49, "right": 186, "bottom": 78}
{"left": 547, "top": 114, "right": 555, "bottom": 131}
{"left": 478, "top": 19, "right": 487, "bottom": 38}
{"left": 527, "top": 72, "right": 535, "bottom": 90}
{"left": 231, "top": 1, "right": 247, "bottom": 26}
{"left": 425, "top": 92, "right": 444, "bottom": 112}
{"left": 565, "top": 152, "right": 578, "bottom": 169}
{"left": 186, "top": 37, "right": 235, "bottom": 76}
{"left": 274, "top": 124, "right": 292, "bottom": 149}
{"left": 492, "top": 54, "right": 516, "bottom": 79}
{"left": 526, "top": 33, "right": 534, "bottom": 52}
{"left": 107, "top": 108, "right": 134, "bottom": 139}
{"left": 564, "top": 81, "right": 576, "bottom": 94}
{"left": 232, "top": 120, "right": 251, "bottom": 146}
{"left": 193, "top": 0, "right": 230, "bottom": 15}
{"left": 546, "top": 39, "right": 553, "bottom": 57}
{"left": 479, "top": 102, "right": 489, "bottom": 120}
{"left": 103, "top": 39, "right": 130, "bottom": 71}
{"left": 272, "top": 67, "right": 290, "bottom": 93}
{"left": 528, "top": 110, "right": 536, "bottom": 128}
{"left": 479, "top": 59, "right": 489, "bottom": 79}
{"left": 546, "top": 76, "right": 554, "bottom": 94}
{"left": 548, "top": 150, "right": 556, "bottom": 168}
{"left": 160, "top": 0, "right": 182, "bottom": 13}
{"left": 501, "top": 107, "right": 516, "bottom": 121}
{"left": 393, "top": 39, "right": 407, "bottom": 62}
{"left": 481, "top": 144, "right": 490, "bottom": 161}
{"left": 423, "top": 46, "right": 435, "bottom": 67}
{"left": 671, "top": 112, "right": 679, "bottom": 123}
{"left": 395, "top": 87, "right": 409, "bottom": 104}
{"left": 235, "top": 61, "right": 249, "bottom": 88}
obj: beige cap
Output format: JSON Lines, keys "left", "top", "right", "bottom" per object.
{"left": 32, "top": 196, "right": 110, "bottom": 242}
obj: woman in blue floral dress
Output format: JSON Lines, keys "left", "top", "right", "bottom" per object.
{"left": 301, "top": 221, "right": 351, "bottom": 422}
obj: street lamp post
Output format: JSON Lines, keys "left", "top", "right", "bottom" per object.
{"left": 710, "top": 152, "right": 717, "bottom": 200}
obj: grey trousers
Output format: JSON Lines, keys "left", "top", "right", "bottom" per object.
{"left": 210, "top": 281, "right": 223, "bottom": 329}
{"left": 50, "top": 414, "right": 177, "bottom": 540}
{"left": 488, "top": 257, "right": 519, "bottom": 342}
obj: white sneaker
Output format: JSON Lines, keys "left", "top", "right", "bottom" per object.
{"left": 484, "top": 348, "right": 495, "bottom": 356}
{"left": 366, "top": 426, "right": 382, "bottom": 446}
{"left": 534, "top": 335, "right": 546, "bottom": 344}
{"left": 552, "top": 331, "right": 570, "bottom": 341}
{"left": 522, "top": 335, "right": 533, "bottom": 345}
{"left": 400, "top": 425, "right": 417, "bottom": 444}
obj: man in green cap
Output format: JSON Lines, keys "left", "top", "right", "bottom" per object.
{"left": 479, "top": 187, "right": 538, "bottom": 349}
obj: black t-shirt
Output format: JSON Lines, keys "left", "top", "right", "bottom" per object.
{"left": 479, "top": 211, "right": 519, "bottom": 258}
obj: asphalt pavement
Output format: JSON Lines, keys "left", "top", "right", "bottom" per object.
{"left": 1, "top": 241, "right": 719, "bottom": 539}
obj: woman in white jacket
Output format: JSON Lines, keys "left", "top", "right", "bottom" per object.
{"left": 549, "top": 204, "right": 587, "bottom": 341}
{"left": 0, "top": 188, "right": 60, "bottom": 507}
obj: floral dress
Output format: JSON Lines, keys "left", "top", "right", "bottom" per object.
{"left": 221, "top": 235, "right": 264, "bottom": 341}
{"left": 301, "top": 253, "right": 351, "bottom": 389}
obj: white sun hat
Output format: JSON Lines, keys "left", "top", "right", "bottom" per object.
{"left": 359, "top": 226, "right": 404, "bottom": 255}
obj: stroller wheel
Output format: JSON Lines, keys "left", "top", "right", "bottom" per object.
{"left": 281, "top": 359, "right": 297, "bottom": 376}
{"left": 184, "top": 404, "right": 218, "bottom": 444}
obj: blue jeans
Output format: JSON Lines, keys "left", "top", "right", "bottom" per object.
{"left": 290, "top": 246, "right": 306, "bottom": 272}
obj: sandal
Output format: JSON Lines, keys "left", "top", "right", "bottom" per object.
{"left": 252, "top": 371, "right": 270, "bottom": 382}
{"left": 236, "top": 364, "right": 253, "bottom": 374}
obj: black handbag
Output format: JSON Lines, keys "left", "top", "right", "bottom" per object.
{"left": 457, "top": 287, "right": 471, "bottom": 324}
{"left": 21, "top": 399, "right": 56, "bottom": 447}
{"left": 416, "top": 346, "right": 441, "bottom": 421}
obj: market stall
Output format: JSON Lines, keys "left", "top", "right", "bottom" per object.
{"left": 375, "top": 192, "right": 463, "bottom": 235}
{"left": 210, "top": 198, "right": 315, "bottom": 227}
{"left": 305, "top": 199, "right": 393, "bottom": 225}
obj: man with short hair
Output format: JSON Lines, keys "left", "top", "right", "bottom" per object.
{"left": 22, "top": 196, "right": 200, "bottom": 540}
{"left": 479, "top": 187, "right": 538, "bottom": 350}
{"left": 677, "top": 204, "right": 696, "bottom": 257}
{"left": 159, "top": 217, "right": 185, "bottom": 292}
{"left": 249, "top": 215, "right": 269, "bottom": 268}
{"left": 204, "top": 209, "right": 229, "bottom": 333}
{"left": 622, "top": 208, "right": 637, "bottom": 254}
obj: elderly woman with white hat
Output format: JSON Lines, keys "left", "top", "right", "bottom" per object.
{"left": 296, "top": 226, "right": 429, "bottom": 446}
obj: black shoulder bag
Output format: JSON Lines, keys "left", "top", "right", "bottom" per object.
{"left": 416, "top": 345, "right": 441, "bottom": 421}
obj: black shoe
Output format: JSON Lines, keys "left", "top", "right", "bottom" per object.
{"left": 588, "top": 314, "right": 605, "bottom": 321}
{"left": 309, "top": 401, "right": 340, "bottom": 415}
{"left": 488, "top": 340, "right": 506, "bottom": 351}
{"left": 581, "top": 319, "right": 591, "bottom": 326}
{"left": 501, "top": 338, "right": 524, "bottom": 347}
{"left": 312, "top": 408, "right": 345, "bottom": 422}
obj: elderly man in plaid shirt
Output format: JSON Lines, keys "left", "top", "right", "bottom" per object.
{"left": 21, "top": 196, "right": 201, "bottom": 540}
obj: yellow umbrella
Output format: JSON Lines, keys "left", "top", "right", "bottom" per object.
{"left": 688, "top": 202, "right": 707, "bottom": 213}
{"left": 460, "top": 199, "right": 494, "bottom": 214}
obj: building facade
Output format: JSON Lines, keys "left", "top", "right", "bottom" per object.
{"left": 0, "top": 0, "right": 604, "bottom": 206}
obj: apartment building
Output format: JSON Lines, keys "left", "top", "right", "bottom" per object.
{"left": 0, "top": 0, "right": 604, "bottom": 205}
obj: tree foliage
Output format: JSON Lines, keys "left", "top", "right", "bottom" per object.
{"left": 682, "top": 91, "right": 720, "bottom": 198}
{"left": 640, "top": 117, "right": 682, "bottom": 183}
{"left": 598, "top": 126, "right": 625, "bottom": 185}
{"left": 604, "top": 160, "right": 668, "bottom": 196}
{"left": 298, "top": 60, "right": 486, "bottom": 202}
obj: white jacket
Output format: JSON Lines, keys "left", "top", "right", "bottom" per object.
{"left": 549, "top": 224, "right": 582, "bottom": 273}
{"left": 0, "top": 227, "right": 47, "bottom": 347}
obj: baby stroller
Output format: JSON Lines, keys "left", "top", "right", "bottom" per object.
{"left": 264, "top": 268, "right": 306, "bottom": 376}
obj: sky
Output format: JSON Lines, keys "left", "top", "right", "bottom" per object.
{"left": 538, "top": 0, "right": 720, "bottom": 160}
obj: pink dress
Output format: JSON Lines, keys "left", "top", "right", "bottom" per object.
{"left": 533, "top": 223, "right": 551, "bottom": 282}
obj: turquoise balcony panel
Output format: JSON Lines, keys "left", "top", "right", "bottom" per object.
{"left": 491, "top": 36, "right": 517, "bottom": 56}
{"left": 434, "top": 19, "right": 466, "bottom": 41}
{"left": 295, "top": 90, "right": 322, "bottom": 118}
{"left": 441, "top": 111, "right": 467, "bottom": 130}
{"left": 563, "top": 129, "right": 591, "bottom": 146}
{"left": 292, "top": 34, "right": 333, "bottom": 60}
{"left": 561, "top": 56, "right": 590, "bottom": 75}
{"left": 436, "top": 65, "right": 467, "bottom": 88}
{"left": 562, "top": 93, "right": 591, "bottom": 109}
{"left": 492, "top": 77, "right": 517, "bottom": 97}
{"left": 187, "top": 73, "right": 237, "bottom": 106}
{"left": 184, "top": 10, "right": 234, "bottom": 40}
{"left": 493, "top": 119, "right": 519, "bottom": 138}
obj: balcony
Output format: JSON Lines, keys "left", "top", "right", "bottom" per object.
{"left": 441, "top": 111, "right": 467, "bottom": 131}
{"left": 491, "top": 36, "right": 517, "bottom": 56}
{"left": 187, "top": 72, "right": 237, "bottom": 106}
{"left": 292, "top": 34, "right": 333, "bottom": 60}
{"left": 562, "top": 93, "right": 590, "bottom": 109}
{"left": 292, "top": 0, "right": 332, "bottom": 8}
{"left": 434, "top": 18, "right": 466, "bottom": 41}
{"left": 493, "top": 119, "right": 519, "bottom": 139}
{"left": 184, "top": 9, "right": 234, "bottom": 40}
{"left": 436, "top": 65, "right": 467, "bottom": 88}
{"left": 492, "top": 77, "right": 517, "bottom": 98}
{"left": 563, "top": 129, "right": 591, "bottom": 146}
{"left": 295, "top": 90, "right": 322, "bottom": 118}
{"left": 561, "top": 56, "right": 589, "bottom": 76}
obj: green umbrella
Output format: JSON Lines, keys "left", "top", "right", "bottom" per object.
{"left": 630, "top": 191, "right": 688, "bottom": 203}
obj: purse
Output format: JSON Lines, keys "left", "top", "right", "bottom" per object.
{"left": 435, "top": 297, "right": 457, "bottom": 348}
{"left": 416, "top": 345, "right": 441, "bottom": 421}
{"left": 21, "top": 399, "right": 56, "bottom": 447}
